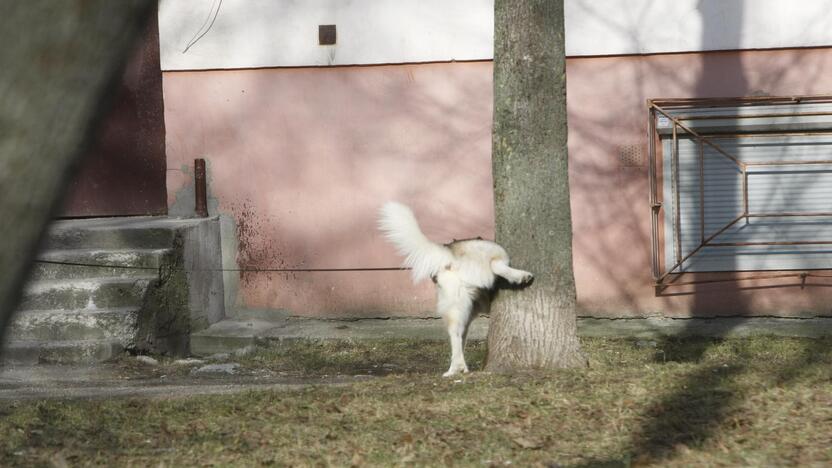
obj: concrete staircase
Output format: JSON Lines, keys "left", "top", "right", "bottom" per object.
{"left": 2, "top": 217, "right": 224, "bottom": 365}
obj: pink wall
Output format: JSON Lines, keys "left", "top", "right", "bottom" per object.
{"left": 163, "top": 48, "right": 832, "bottom": 318}
{"left": 163, "top": 62, "right": 495, "bottom": 317}
{"left": 567, "top": 47, "right": 832, "bottom": 317}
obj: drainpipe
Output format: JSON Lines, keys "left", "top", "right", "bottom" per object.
{"left": 194, "top": 158, "right": 208, "bottom": 217}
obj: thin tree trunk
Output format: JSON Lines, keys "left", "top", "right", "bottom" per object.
{"left": 486, "top": 0, "right": 586, "bottom": 371}
{"left": 0, "top": 0, "right": 154, "bottom": 348}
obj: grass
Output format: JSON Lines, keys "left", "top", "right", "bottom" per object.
{"left": 1, "top": 337, "right": 831, "bottom": 467}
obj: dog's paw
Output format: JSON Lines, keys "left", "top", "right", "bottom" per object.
{"left": 442, "top": 366, "right": 470, "bottom": 377}
{"left": 511, "top": 271, "right": 533, "bottom": 285}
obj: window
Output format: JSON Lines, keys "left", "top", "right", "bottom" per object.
{"left": 648, "top": 97, "right": 832, "bottom": 285}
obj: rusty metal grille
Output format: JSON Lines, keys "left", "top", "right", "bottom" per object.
{"left": 648, "top": 95, "right": 832, "bottom": 289}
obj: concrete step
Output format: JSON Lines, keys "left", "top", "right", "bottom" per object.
{"left": 30, "top": 248, "right": 169, "bottom": 280}
{"left": 1, "top": 340, "right": 124, "bottom": 365}
{"left": 7, "top": 307, "right": 140, "bottom": 342}
{"left": 44, "top": 217, "right": 178, "bottom": 250}
{"left": 19, "top": 277, "right": 155, "bottom": 311}
{"left": 1, "top": 216, "right": 223, "bottom": 365}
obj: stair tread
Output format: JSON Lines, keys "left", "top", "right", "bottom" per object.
{"left": 4, "top": 338, "right": 123, "bottom": 345}
{"left": 49, "top": 216, "right": 204, "bottom": 230}
{"left": 29, "top": 249, "right": 168, "bottom": 281}
{"left": 24, "top": 277, "right": 156, "bottom": 291}
{"left": 8, "top": 307, "right": 140, "bottom": 343}
{"left": 12, "top": 306, "right": 140, "bottom": 315}
{"left": 37, "top": 247, "right": 170, "bottom": 257}
{"left": 43, "top": 217, "right": 189, "bottom": 250}
{"left": 2, "top": 339, "right": 125, "bottom": 364}
{"left": 18, "top": 277, "right": 153, "bottom": 313}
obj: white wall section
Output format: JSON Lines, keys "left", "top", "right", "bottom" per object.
{"left": 158, "top": 0, "right": 493, "bottom": 70}
{"left": 566, "top": 0, "right": 832, "bottom": 57}
{"left": 159, "top": 0, "right": 832, "bottom": 70}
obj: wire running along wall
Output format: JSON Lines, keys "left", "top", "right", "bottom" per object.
{"left": 649, "top": 95, "right": 832, "bottom": 290}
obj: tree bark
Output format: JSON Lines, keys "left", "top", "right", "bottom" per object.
{"left": 0, "top": 1, "right": 154, "bottom": 348}
{"left": 486, "top": 0, "right": 587, "bottom": 371}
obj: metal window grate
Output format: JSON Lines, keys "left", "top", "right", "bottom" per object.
{"left": 648, "top": 95, "right": 832, "bottom": 289}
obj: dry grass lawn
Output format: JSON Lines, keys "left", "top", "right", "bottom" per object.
{"left": 1, "top": 336, "right": 831, "bottom": 466}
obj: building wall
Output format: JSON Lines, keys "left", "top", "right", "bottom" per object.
{"left": 158, "top": 0, "right": 493, "bottom": 69}
{"left": 63, "top": 9, "right": 167, "bottom": 217}
{"left": 163, "top": 62, "right": 495, "bottom": 316}
{"left": 163, "top": 46, "right": 832, "bottom": 318}
{"left": 567, "top": 47, "right": 832, "bottom": 318}
{"left": 565, "top": 0, "right": 832, "bottom": 56}
{"left": 159, "top": 1, "right": 832, "bottom": 318}
{"left": 158, "top": 0, "right": 832, "bottom": 71}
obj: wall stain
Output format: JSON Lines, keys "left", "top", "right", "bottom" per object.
{"left": 231, "top": 199, "right": 296, "bottom": 287}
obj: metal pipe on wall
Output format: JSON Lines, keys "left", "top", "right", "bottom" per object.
{"left": 194, "top": 158, "right": 208, "bottom": 217}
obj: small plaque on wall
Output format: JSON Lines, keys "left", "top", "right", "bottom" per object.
{"left": 319, "top": 25, "right": 336, "bottom": 45}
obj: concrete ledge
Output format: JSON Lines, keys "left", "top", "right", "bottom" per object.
{"left": 190, "top": 315, "right": 832, "bottom": 355}
{"left": 190, "top": 317, "right": 475, "bottom": 356}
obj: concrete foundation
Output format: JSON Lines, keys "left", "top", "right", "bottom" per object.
{"left": 190, "top": 314, "right": 832, "bottom": 356}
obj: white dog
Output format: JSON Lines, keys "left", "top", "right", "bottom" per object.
{"left": 378, "top": 202, "right": 533, "bottom": 376}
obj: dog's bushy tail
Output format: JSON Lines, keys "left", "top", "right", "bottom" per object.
{"left": 378, "top": 202, "right": 454, "bottom": 283}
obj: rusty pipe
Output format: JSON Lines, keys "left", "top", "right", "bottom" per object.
{"left": 194, "top": 158, "right": 208, "bottom": 217}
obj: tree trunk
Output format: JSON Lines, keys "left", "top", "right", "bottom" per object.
{"left": 486, "top": 0, "right": 586, "bottom": 371}
{"left": 0, "top": 1, "right": 154, "bottom": 347}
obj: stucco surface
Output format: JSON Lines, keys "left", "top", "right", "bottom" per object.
{"left": 566, "top": 0, "right": 832, "bottom": 57}
{"left": 164, "top": 49, "right": 832, "bottom": 318}
{"left": 566, "top": 47, "right": 832, "bottom": 317}
{"left": 158, "top": 0, "right": 492, "bottom": 70}
{"left": 163, "top": 62, "right": 494, "bottom": 316}
{"left": 157, "top": 0, "right": 832, "bottom": 70}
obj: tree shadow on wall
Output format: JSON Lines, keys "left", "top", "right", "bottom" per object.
{"left": 567, "top": 1, "right": 832, "bottom": 465}
{"left": 632, "top": 2, "right": 832, "bottom": 465}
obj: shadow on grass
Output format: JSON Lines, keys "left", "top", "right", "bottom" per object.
{"left": 768, "top": 337, "right": 832, "bottom": 385}
{"left": 629, "top": 363, "right": 743, "bottom": 464}
{"left": 620, "top": 336, "right": 832, "bottom": 465}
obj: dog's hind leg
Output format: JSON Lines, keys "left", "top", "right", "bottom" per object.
{"left": 462, "top": 290, "right": 490, "bottom": 349}
{"left": 437, "top": 272, "right": 473, "bottom": 377}
{"left": 437, "top": 282, "right": 473, "bottom": 377}
{"left": 491, "top": 259, "right": 533, "bottom": 285}
{"left": 442, "top": 306, "right": 470, "bottom": 377}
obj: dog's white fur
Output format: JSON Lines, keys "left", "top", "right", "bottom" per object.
{"left": 378, "top": 202, "right": 533, "bottom": 376}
